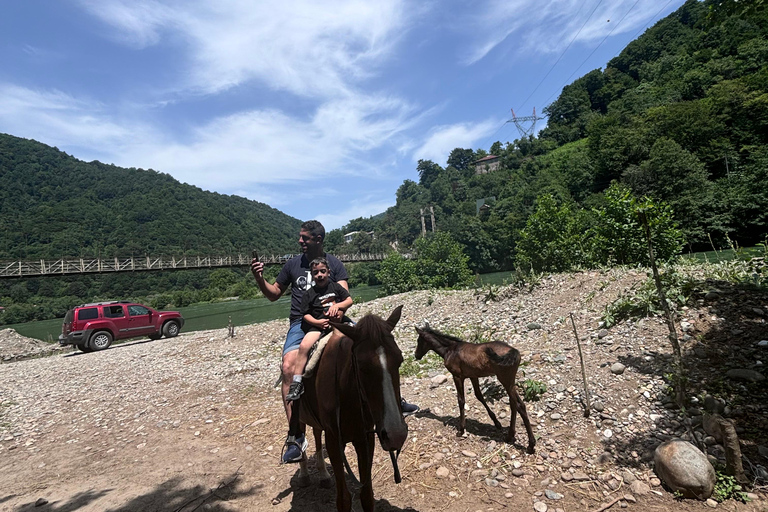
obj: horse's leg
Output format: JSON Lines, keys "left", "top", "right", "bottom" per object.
{"left": 470, "top": 376, "right": 502, "bottom": 430}
{"left": 354, "top": 434, "right": 376, "bottom": 512}
{"left": 325, "top": 432, "right": 352, "bottom": 512}
{"left": 295, "top": 421, "right": 311, "bottom": 487}
{"left": 453, "top": 375, "right": 466, "bottom": 436}
{"left": 512, "top": 386, "right": 536, "bottom": 454}
{"left": 313, "top": 427, "right": 332, "bottom": 488}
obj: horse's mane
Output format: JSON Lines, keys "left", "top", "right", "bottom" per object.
{"left": 421, "top": 326, "right": 464, "bottom": 347}
{"left": 355, "top": 313, "right": 399, "bottom": 352}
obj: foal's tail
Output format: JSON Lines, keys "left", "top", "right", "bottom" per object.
{"left": 485, "top": 345, "right": 520, "bottom": 367}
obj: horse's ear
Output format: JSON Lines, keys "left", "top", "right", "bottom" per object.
{"left": 385, "top": 305, "right": 403, "bottom": 331}
{"left": 332, "top": 321, "right": 358, "bottom": 340}
{"left": 414, "top": 325, "right": 422, "bottom": 334}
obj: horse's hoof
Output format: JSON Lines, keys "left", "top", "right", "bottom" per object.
{"left": 526, "top": 445, "right": 536, "bottom": 455}
{"left": 456, "top": 430, "right": 464, "bottom": 437}
{"left": 319, "top": 477, "right": 333, "bottom": 489}
{"left": 296, "top": 474, "right": 311, "bottom": 488}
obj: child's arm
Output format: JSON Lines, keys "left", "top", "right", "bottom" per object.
{"left": 326, "top": 296, "right": 353, "bottom": 321}
{"left": 304, "top": 313, "right": 329, "bottom": 329}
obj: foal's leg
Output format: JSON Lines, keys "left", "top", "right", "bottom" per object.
{"left": 453, "top": 375, "right": 467, "bottom": 436}
{"left": 512, "top": 387, "right": 536, "bottom": 454}
{"left": 354, "top": 434, "right": 376, "bottom": 512}
{"left": 313, "top": 427, "right": 333, "bottom": 488}
{"left": 470, "top": 377, "right": 502, "bottom": 430}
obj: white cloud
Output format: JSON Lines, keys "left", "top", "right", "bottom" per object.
{"left": 0, "top": 83, "right": 158, "bottom": 151}
{"left": 462, "top": 0, "right": 681, "bottom": 64}
{"left": 413, "top": 120, "right": 499, "bottom": 165}
{"left": 79, "top": 0, "right": 409, "bottom": 98}
{"left": 315, "top": 195, "right": 395, "bottom": 231}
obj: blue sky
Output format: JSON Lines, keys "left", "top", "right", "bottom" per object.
{"left": 0, "top": 0, "right": 684, "bottom": 230}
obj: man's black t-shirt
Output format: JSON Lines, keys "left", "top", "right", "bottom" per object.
{"left": 299, "top": 281, "right": 350, "bottom": 333}
{"left": 275, "top": 253, "right": 349, "bottom": 321}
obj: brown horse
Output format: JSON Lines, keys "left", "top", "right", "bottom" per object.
{"left": 414, "top": 325, "right": 536, "bottom": 453}
{"left": 296, "top": 306, "right": 409, "bottom": 512}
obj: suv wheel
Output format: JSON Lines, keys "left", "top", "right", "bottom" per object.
{"left": 163, "top": 321, "right": 180, "bottom": 338}
{"left": 90, "top": 331, "right": 113, "bottom": 351}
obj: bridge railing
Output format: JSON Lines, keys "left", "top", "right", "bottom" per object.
{"left": 0, "top": 252, "right": 392, "bottom": 279}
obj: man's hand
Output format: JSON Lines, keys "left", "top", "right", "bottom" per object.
{"left": 251, "top": 259, "right": 265, "bottom": 280}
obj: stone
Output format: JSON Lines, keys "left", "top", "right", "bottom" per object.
{"left": 35, "top": 498, "right": 48, "bottom": 507}
{"left": 620, "top": 470, "right": 636, "bottom": 484}
{"left": 462, "top": 450, "right": 477, "bottom": 458}
{"left": 430, "top": 374, "right": 448, "bottom": 387}
{"left": 706, "top": 498, "right": 717, "bottom": 508}
{"left": 654, "top": 439, "right": 715, "bottom": 499}
{"left": 703, "top": 395, "right": 725, "bottom": 415}
{"left": 436, "top": 466, "right": 450, "bottom": 478}
{"left": 623, "top": 494, "right": 636, "bottom": 503}
{"left": 528, "top": 323, "right": 542, "bottom": 331}
{"left": 513, "top": 478, "right": 530, "bottom": 487}
{"left": 592, "top": 401, "right": 604, "bottom": 412}
{"left": 629, "top": 481, "right": 650, "bottom": 496}
{"left": 610, "top": 363, "right": 626, "bottom": 375}
{"left": 544, "top": 489, "right": 563, "bottom": 500}
{"left": 533, "top": 502, "right": 548, "bottom": 512}
{"left": 725, "top": 369, "right": 765, "bottom": 382}
{"left": 597, "top": 329, "right": 609, "bottom": 338}
{"left": 550, "top": 413, "right": 562, "bottom": 421}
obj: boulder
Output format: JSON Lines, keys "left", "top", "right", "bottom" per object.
{"left": 654, "top": 439, "right": 715, "bottom": 499}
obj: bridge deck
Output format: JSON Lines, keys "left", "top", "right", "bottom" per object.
{"left": 0, "top": 253, "right": 388, "bottom": 279}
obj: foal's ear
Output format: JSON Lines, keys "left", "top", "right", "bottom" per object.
{"left": 385, "top": 305, "right": 403, "bottom": 331}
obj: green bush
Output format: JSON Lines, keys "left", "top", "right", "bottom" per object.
{"left": 516, "top": 194, "right": 586, "bottom": 272}
{"left": 586, "top": 183, "right": 684, "bottom": 266}
{"left": 376, "top": 232, "right": 474, "bottom": 295}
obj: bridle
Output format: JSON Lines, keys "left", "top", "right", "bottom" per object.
{"left": 337, "top": 337, "right": 403, "bottom": 485}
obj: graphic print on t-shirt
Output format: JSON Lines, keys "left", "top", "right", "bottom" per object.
{"left": 296, "top": 271, "right": 313, "bottom": 291}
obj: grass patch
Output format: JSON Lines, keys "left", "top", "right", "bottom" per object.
{"left": 400, "top": 352, "right": 444, "bottom": 378}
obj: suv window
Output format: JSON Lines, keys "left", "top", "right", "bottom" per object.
{"left": 77, "top": 308, "right": 99, "bottom": 320}
{"left": 104, "top": 305, "right": 125, "bottom": 318}
{"left": 128, "top": 305, "right": 151, "bottom": 316}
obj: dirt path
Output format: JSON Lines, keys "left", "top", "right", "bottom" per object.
{"left": 1, "top": 269, "right": 766, "bottom": 511}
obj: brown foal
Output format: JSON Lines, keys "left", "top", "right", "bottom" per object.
{"left": 414, "top": 326, "right": 536, "bottom": 453}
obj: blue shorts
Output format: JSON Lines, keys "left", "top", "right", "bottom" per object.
{"left": 283, "top": 320, "right": 305, "bottom": 356}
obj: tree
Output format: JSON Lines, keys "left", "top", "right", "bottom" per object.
{"left": 417, "top": 160, "right": 444, "bottom": 188}
{"left": 586, "top": 183, "right": 683, "bottom": 266}
{"left": 447, "top": 148, "right": 476, "bottom": 177}
{"left": 516, "top": 195, "right": 585, "bottom": 272}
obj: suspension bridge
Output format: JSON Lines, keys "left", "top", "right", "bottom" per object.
{"left": 0, "top": 252, "right": 390, "bottom": 279}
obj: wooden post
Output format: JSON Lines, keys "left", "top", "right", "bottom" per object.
{"left": 638, "top": 209, "right": 685, "bottom": 406}
{"left": 570, "top": 312, "right": 591, "bottom": 417}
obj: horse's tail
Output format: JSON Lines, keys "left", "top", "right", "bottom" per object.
{"left": 485, "top": 345, "right": 520, "bottom": 367}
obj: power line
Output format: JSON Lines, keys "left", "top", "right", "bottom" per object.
{"left": 542, "top": 0, "right": 642, "bottom": 107}
{"left": 517, "top": 0, "right": 605, "bottom": 113}
{"left": 479, "top": 0, "right": 605, "bottom": 150}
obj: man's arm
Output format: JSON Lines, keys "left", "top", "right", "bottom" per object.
{"left": 251, "top": 260, "right": 287, "bottom": 301}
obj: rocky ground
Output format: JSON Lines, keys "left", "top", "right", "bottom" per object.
{"left": 1, "top": 267, "right": 767, "bottom": 512}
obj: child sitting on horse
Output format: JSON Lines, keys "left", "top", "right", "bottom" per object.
{"left": 284, "top": 257, "right": 353, "bottom": 402}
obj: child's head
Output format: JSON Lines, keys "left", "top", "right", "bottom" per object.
{"left": 310, "top": 257, "right": 329, "bottom": 285}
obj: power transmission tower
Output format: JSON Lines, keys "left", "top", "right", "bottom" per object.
{"left": 420, "top": 206, "right": 436, "bottom": 237}
{"left": 508, "top": 108, "right": 545, "bottom": 138}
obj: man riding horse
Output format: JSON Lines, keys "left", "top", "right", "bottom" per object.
{"left": 250, "top": 219, "right": 418, "bottom": 463}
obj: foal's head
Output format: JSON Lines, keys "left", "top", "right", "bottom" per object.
{"left": 414, "top": 325, "right": 462, "bottom": 360}
{"left": 334, "top": 305, "right": 408, "bottom": 452}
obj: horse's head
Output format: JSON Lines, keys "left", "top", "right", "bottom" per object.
{"left": 333, "top": 305, "right": 408, "bottom": 452}
{"left": 414, "top": 325, "right": 429, "bottom": 360}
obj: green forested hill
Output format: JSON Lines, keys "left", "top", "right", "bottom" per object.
{"left": 331, "top": 0, "right": 768, "bottom": 272}
{"left": 0, "top": 134, "right": 302, "bottom": 259}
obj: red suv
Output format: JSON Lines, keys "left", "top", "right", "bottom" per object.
{"left": 59, "top": 301, "right": 185, "bottom": 352}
